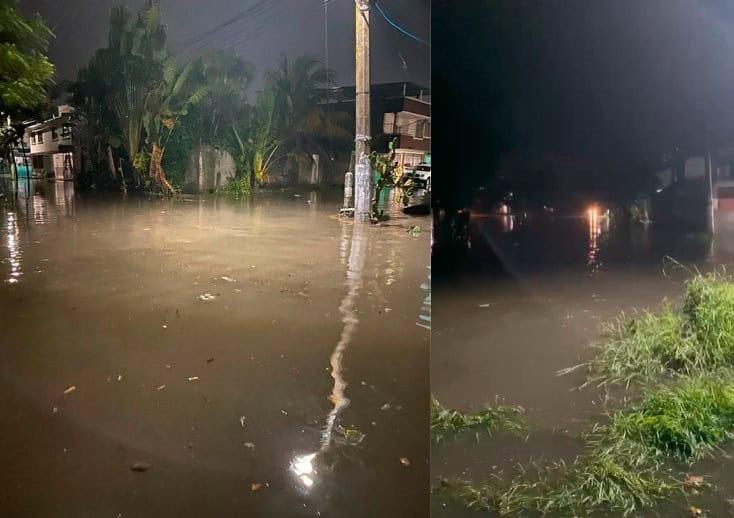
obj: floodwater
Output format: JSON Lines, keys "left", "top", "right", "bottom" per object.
{"left": 0, "top": 179, "right": 430, "bottom": 517}
{"left": 432, "top": 211, "right": 734, "bottom": 517}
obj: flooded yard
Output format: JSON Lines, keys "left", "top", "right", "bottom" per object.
{"left": 0, "top": 180, "right": 429, "bottom": 517}
{"left": 432, "top": 213, "right": 734, "bottom": 517}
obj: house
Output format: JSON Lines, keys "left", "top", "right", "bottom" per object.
{"left": 26, "top": 105, "right": 79, "bottom": 180}
{"left": 327, "top": 82, "right": 431, "bottom": 172}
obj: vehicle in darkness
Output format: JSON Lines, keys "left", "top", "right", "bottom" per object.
{"left": 402, "top": 162, "right": 431, "bottom": 212}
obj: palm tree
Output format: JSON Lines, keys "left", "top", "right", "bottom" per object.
{"left": 143, "top": 59, "right": 208, "bottom": 193}
{"left": 265, "top": 55, "right": 351, "bottom": 179}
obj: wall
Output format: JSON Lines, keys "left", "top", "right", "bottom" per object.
{"left": 183, "top": 144, "right": 236, "bottom": 193}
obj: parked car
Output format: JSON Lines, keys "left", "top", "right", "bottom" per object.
{"left": 402, "top": 163, "right": 431, "bottom": 211}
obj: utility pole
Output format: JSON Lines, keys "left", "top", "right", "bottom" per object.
{"left": 353, "top": 0, "right": 371, "bottom": 220}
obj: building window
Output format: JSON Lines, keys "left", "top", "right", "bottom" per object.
{"left": 415, "top": 120, "right": 426, "bottom": 139}
{"left": 36, "top": 131, "right": 43, "bottom": 144}
{"left": 424, "top": 122, "right": 431, "bottom": 139}
{"left": 51, "top": 127, "right": 58, "bottom": 141}
{"left": 383, "top": 113, "right": 396, "bottom": 134}
{"left": 32, "top": 155, "right": 43, "bottom": 169}
{"left": 62, "top": 123, "right": 72, "bottom": 139}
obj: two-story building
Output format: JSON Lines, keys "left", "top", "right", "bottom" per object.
{"left": 327, "top": 82, "right": 431, "bottom": 171}
{"left": 26, "top": 105, "right": 78, "bottom": 180}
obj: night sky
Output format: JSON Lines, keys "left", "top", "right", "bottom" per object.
{"left": 432, "top": 0, "right": 734, "bottom": 207}
{"left": 21, "top": 0, "right": 430, "bottom": 90}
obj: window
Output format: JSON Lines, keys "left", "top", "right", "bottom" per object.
{"left": 415, "top": 120, "right": 426, "bottom": 139}
{"left": 51, "top": 127, "right": 58, "bottom": 141}
{"left": 32, "top": 155, "right": 43, "bottom": 168}
{"left": 61, "top": 123, "right": 72, "bottom": 139}
{"left": 36, "top": 131, "right": 43, "bottom": 144}
{"left": 383, "top": 113, "right": 396, "bottom": 134}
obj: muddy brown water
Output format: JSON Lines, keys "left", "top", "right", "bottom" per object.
{"left": 433, "top": 213, "right": 734, "bottom": 517}
{"left": 0, "top": 179, "right": 429, "bottom": 517}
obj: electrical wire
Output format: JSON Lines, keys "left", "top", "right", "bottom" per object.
{"left": 373, "top": 1, "right": 430, "bottom": 47}
{"left": 172, "top": 0, "right": 272, "bottom": 56}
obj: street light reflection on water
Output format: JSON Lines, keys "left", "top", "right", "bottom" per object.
{"left": 290, "top": 218, "right": 368, "bottom": 493}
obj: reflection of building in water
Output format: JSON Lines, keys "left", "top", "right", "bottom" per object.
{"left": 4, "top": 212, "right": 22, "bottom": 283}
{"left": 290, "top": 220, "right": 369, "bottom": 492}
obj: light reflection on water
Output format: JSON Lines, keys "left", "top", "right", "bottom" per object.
{"left": 4, "top": 212, "right": 21, "bottom": 283}
{"left": 291, "top": 219, "right": 369, "bottom": 494}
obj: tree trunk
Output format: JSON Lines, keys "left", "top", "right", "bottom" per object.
{"left": 149, "top": 143, "right": 175, "bottom": 194}
{"left": 107, "top": 146, "right": 117, "bottom": 179}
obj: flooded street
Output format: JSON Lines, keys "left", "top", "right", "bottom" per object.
{"left": 433, "top": 213, "right": 734, "bottom": 517}
{"left": 0, "top": 180, "right": 429, "bottom": 517}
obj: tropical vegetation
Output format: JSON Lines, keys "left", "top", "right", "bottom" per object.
{"left": 70, "top": 4, "right": 350, "bottom": 194}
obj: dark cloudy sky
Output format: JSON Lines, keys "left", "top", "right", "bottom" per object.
{"left": 21, "top": 0, "right": 430, "bottom": 89}
{"left": 431, "top": 0, "right": 734, "bottom": 206}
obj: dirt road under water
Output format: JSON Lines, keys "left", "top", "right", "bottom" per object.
{"left": 0, "top": 180, "right": 429, "bottom": 517}
{"left": 433, "top": 213, "right": 734, "bottom": 517}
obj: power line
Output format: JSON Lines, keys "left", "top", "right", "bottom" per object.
{"left": 373, "top": 1, "right": 430, "bottom": 47}
{"left": 172, "top": 0, "right": 271, "bottom": 55}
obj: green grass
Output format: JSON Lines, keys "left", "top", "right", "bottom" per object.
{"left": 576, "top": 271, "right": 734, "bottom": 387}
{"left": 438, "top": 272, "right": 734, "bottom": 516}
{"left": 430, "top": 397, "right": 525, "bottom": 444}
{"left": 438, "top": 434, "right": 678, "bottom": 516}
{"left": 610, "top": 375, "right": 734, "bottom": 460}
{"left": 440, "top": 376, "right": 734, "bottom": 516}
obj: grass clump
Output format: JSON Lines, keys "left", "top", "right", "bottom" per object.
{"left": 581, "top": 271, "right": 734, "bottom": 386}
{"left": 430, "top": 397, "right": 525, "bottom": 444}
{"left": 585, "top": 304, "right": 692, "bottom": 387}
{"left": 438, "top": 435, "right": 678, "bottom": 517}
{"left": 682, "top": 271, "right": 734, "bottom": 360}
{"left": 610, "top": 375, "right": 734, "bottom": 460}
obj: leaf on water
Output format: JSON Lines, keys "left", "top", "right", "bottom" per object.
{"left": 63, "top": 385, "right": 76, "bottom": 395}
{"left": 685, "top": 474, "right": 704, "bottom": 488}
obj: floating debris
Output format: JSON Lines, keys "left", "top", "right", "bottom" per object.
{"left": 239, "top": 416, "right": 246, "bottom": 428}
{"left": 131, "top": 462, "right": 151, "bottom": 472}
{"left": 478, "top": 303, "right": 493, "bottom": 308}
{"left": 117, "top": 374, "right": 123, "bottom": 382}
{"left": 381, "top": 403, "right": 392, "bottom": 411}
{"left": 685, "top": 474, "right": 704, "bottom": 488}
{"left": 156, "top": 385, "right": 167, "bottom": 391}
{"left": 206, "top": 357, "right": 214, "bottom": 363}
{"left": 280, "top": 410, "right": 288, "bottom": 416}
{"left": 220, "top": 276, "right": 235, "bottom": 283}
{"left": 407, "top": 225, "right": 421, "bottom": 237}
{"left": 197, "top": 293, "right": 217, "bottom": 302}
{"left": 51, "top": 406, "right": 58, "bottom": 414}
{"left": 336, "top": 425, "right": 365, "bottom": 446}
{"left": 188, "top": 376, "right": 199, "bottom": 382}
{"left": 63, "top": 385, "right": 76, "bottom": 395}
{"left": 244, "top": 442, "right": 255, "bottom": 450}
{"left": 251, "top": 482, "right": 263, "bottom": 492}
{"left": 400, "top": 457, "right": 411, "bottom": 467}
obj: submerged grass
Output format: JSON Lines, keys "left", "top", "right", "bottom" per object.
{"left": 579, "top": 271, "right": 734, "bottom": 387}
{"left": 430, "top": 397, "right": 525, "bottom": 444}
{"left": 611, "top": 375, "right": 734, "bottom": 461}
{"left": 439, "top": 271, "right": 734, "bottom": 516}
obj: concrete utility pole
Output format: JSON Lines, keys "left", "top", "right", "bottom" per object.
{"left": 353, "top": 0, "right": 372, "bottom": 220}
